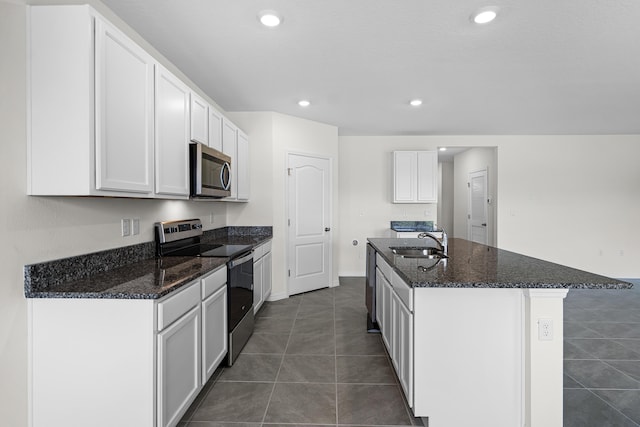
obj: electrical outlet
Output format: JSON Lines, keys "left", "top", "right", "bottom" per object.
{"left": 538, "top": 318, "right": 553, "bottom": 341}
{"left": 121, "top": 219, "right": 131, "bottom": 237}
{"left": 132, "top": 218, "right": 140, "bottom": 235}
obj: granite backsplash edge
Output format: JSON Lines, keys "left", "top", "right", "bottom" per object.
{"left": 24, "top": 226, "right": 272, "bottom": 296}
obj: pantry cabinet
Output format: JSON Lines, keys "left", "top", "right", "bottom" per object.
{"left": 393, "top": 151, "right": 437, "bottom": 203}
{"left": 155, "top": 66, "right": 190, "bottom": 197}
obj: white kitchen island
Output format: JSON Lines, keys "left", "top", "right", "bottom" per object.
{"left": 368, "top": 238, "right": 632, "bottom": 427}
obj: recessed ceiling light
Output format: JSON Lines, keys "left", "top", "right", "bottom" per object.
{"left": 298, "top": 100, "right": 310, "bottom": 107}
{"left": 471, "top": 7, "right": 498, "bottom": 24}
{"left": 439, "top": 147, "right": 447, "bottom": 152}
{"left": 409, "top": 99, "right": 422, "bottom": 107}
{"left": 259, "top": 10, "right": 282, "bottom": 27}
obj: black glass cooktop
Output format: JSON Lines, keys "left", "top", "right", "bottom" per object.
{"left": 164, "top": 243, "right": 252, "bottom": 258}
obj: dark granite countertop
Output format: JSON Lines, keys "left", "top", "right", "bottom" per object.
{"left": 368, "top": 237, "right": 633, "bottom": 290}
{"left": 25, "top": 226, "right": 272, "bottom": 299}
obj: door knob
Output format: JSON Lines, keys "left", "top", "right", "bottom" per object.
{"left": 325, "top": 227, "right": 331, "bottom": 232}
{"left": 481, "top": 223, "right": 487, "bottom": 226}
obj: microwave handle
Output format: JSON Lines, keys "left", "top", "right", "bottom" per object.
{"left": 221, "top": 162, "right": 231, "bottom": 190}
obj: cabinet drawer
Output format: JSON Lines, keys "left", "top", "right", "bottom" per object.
{"left": 201, "top": 266, "right": 227, "bottom": 300}
{"left": 254, "top": 241, "right": 272, "bottom": 260}
{"left": 376, "top": 253, "right": 392, "bottom": 281}
{"left": 157, "top": 281, "right": 200, "bottom": 331}
{"left": 253, "top": 244, "right": 264, "bottom": 260}
{"left": 391, "top": 270, "right": 413, "bottom": 312}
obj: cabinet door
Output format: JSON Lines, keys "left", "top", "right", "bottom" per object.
{"left": 263, "top": 252, "right": 272, "bottom": 301}
{"left": 375, "top": 268, "right": 384, "bottom": 325}
{"left": 236, "top": 130, "right": 250, "bottom": 201}
{"left": 190, "top": 93, "right": 208, "bottom": 145}
{"left": 253, "top": 257, "right": 264, "bottom": 313}
{"left": 222, "top": 119, "right": 238, "bottom": 200}
{"left": 157, "top": 306, "right": 201, "bottom": 427}
{"left": 381, "top": 276, "right": 393, "bottom": 352}
{"left": 95, "top": 18, "right": 154, "bottom": 194}
{"left": 398, "top": 298, "right": 414, "bottom": 407}
{"left": 202, "top": 285, "right": 227, "bottom": 384}
{"left": 155, "top": 66, "right": 190, "bottom": 197}
{"left": 393, "top": 151, "right": 417, "bottom": 203}
{"left": 209, "top": 107, "right": 223, "bottom": 151}
{"left": 417, "top": 151, "right": 437, "bottom": 202}
{"left": 391, "top": 293, "right": 401, "bottom": 372}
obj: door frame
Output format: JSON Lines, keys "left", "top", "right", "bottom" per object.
{"left": 285, "top": 151, "right": 334, "bottom": 297}
{"left": 467, "top": 168, "right": 489, "bottom": 244}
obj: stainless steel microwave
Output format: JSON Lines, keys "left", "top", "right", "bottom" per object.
{"left": 189, "top": 143, "right": 231, "bottom": 198}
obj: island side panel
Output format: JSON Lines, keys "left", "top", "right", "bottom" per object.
{"left": 413, "top": 288, "right": 524, "bottom": 427}
{"left": 523, "top": 289, "right": 568, "bottom": 427}
{"left": 29, "top": 298, "right": 156, "bottom": 427}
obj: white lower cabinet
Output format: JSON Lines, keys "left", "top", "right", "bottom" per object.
{"left": 395, "top": 292, "right": 413, "bottom": 406}
{"left": 201, "top": 268, "right": 228, "bottom": 384}
{"left": 157, "top": 305, "right": 201, "bottom": 427}
{"left": 253, "top": 241, "right": 273, "bottom": 313}
{"left": 377, "top": 259, "right": 414, "bottom": 409}
{"left": 28, "top": 266, "right": 228, "bottom": 427}
{"left": 380, "top": 271, "right": 393, "bottom": 351}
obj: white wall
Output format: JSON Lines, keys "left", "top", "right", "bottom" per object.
{"left": 1, "top": 1, "right": 229, "bottom": 425}
{"left": 338, "top": 135, "right": 640, "bottom": 278}
{"left": 438, "top": 161, "right": 455, "bottom": 236}
{"left": 227, "top": 112, "right": 340, "bottom": 298}
{"left": 338, "top": 137, "right": 440, "bottom": 275}
{"left": 452, "top": 147, "right": 498, "bottom": 245}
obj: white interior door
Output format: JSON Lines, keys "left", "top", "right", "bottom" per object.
{"left": 287, "top": 153, "right": 331, "bottom": 296}
{"left": 468, "top": 169, "right": 488, "bottom": 244}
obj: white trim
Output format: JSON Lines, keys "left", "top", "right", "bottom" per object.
{"left": 523, "top": 289, "right": 569, "bottom": 299}
{"left": 266, "top": 291, "right": 289, "bottom": 302}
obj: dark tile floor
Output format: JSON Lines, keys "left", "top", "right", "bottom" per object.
{"left": 564, "top": 279, "right": 640, "bottom": 427}
{"left": 179, "top": 277, "right": 422, "bottom": 427}
{"left": 180, "top": 277, "right": 640, "bottom": 427}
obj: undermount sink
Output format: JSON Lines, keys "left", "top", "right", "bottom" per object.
{"left": 390, "top": 247, "right": 447, "bottom": 259}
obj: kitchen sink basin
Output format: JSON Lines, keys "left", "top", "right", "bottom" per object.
{"left": 390, "top": 247, "right": 447, "bottom": 259}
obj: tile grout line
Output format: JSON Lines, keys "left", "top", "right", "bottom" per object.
{"left": 334, "top": 286, "right": 339, "bottom": 426}
{"left": 259, "top": 296, "right": 301, "bottom": 425}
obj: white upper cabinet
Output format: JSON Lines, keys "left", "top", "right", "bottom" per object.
{"left": 393, "top": 151, "right": 437, "bottom": 203}
{"left": 236, "top": 130, "right": 250, "bottom": 201}
{"left": 190, "top": 92, "right": 209, "bottom": 145}
{"left": 155, "top": 66, "right": 190, "bottom": 197}
{"left": 28, "top": 5, "right": 250, "bottom": 202}
{"left": 28, "top": 5, "right": 155, "bottom": 197}
{"left": 95, "top": 18, "right": 155, "bottom": 194}
{"left": 208, "top": 107, "right": 223, "bottom": 151}
{"left": 222, "top": 118, "right": 238, "bottom": 200}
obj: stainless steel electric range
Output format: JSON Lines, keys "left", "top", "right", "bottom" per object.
{"left": 155, "top": 218, "right": 254, "bottom": 366}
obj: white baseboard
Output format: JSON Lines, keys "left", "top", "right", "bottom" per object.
{"left": 266, "top": 291, "right": 288, "bottom": 302}
{"left": 338, "top": 271, "right": 366, "bottom": 277}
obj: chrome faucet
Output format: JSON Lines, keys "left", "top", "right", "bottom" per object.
{"left": 418, "top": 228, "right": 448, "bottom": 254}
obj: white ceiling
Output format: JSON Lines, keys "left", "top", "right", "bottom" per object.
{"left": 101, "top": 0, "right": 640, "bottom": 136}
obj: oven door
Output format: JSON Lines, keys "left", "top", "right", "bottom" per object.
{"left": 227, "top": 251, "right": 254, "bottom": 331}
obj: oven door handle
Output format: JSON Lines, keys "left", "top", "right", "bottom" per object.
{"left": 228, "top": 251, "right": 254, "bottom": 268}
